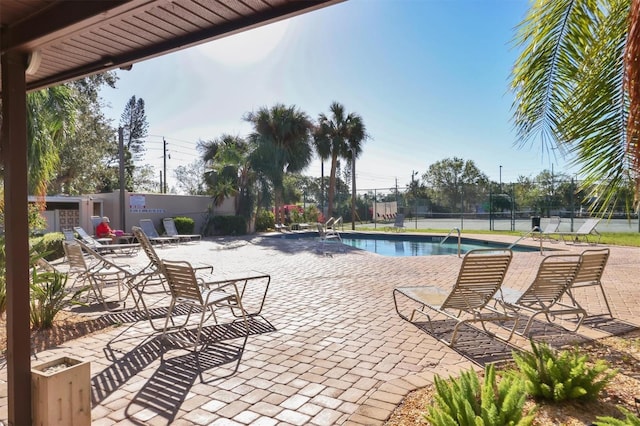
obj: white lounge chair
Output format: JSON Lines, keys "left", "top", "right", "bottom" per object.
{"left": 559, "top": 218, "right": 602, "bottom": 245}
{"left": 139, "top": 219, "right": 179, "bottom": 246}
{"left": 72, "top": 226, "right": 140, "bottom": 256}
{"left": 162, "top": 217, "right": 201, "bottom": 243}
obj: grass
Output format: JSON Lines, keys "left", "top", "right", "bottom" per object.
{"left": 352, "top": 226, "right": 640, "bottom": 247}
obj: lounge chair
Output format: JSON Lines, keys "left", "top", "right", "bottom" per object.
{"left": 132, "top": 226, "right": 212, "bottom": 296}
{"left": 393, "top": 249, "right": 515, "bottom": 346}
{"left": 274, "top": 223, "right": 290, "bottom": 232}
{"left": 558, "top": 218, "right": 602, "bottom": 245}
{"left": 495, "top": 251, "right": 600, "bottom": 336}
{"left": 392, "top": 213, "right": 406, "bottom": 232}
{"left": 63, "top": 241, "right": 134, "bottom": 310}
{"left": 160, "top": 259, "right": 250, "bottom": 352}
{"left": 139, "top": 219, "right": 180, "bottom": 246}
{"left": 568, "top": 248, "right": 611, "bottom": 318}
{"left": 162, "top": 217, "right": 201, "bottom": 243}
{"left": 73, "top": 226, "right": 140, "bottom": 255}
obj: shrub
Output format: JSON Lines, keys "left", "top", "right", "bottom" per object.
{"left": 256, "top": 210, "right": 275, "bottom": 232}
{"left": 425, "top": 363, "right": 536, "bottom": 426}
{"left": 596, "top": 407, "right": 640, "bottom": 425}
{"left": 29, "top": 267, "right": 87, "bottom": 329}
{"left": 30, "top": 232, "right": 65, "bottom": 260}
{"left": 512, "top": 340, "right": 617, "bottom": 402}
{"left": 203, "top": 215, "right": 246, "bottom": 236}
{"left": 172, "top": 216, "right": 195, "bottom": 234}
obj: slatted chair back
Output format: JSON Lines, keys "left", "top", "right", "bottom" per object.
{"left": 515, "top": 254, "right": 581, "bottom": 307}
{"left": 573, "top": 248, "right": 609, "bottom": 286}
{"left": 161, "top": 260, "right": 204, "bottom": 304}
{"left": 442, "top": 249, "right": 513, "bottom": 311}
{"left": 133, "top": 226, "right": 161, "bottom": 268}
{"left": 63, "top": 241, "right": 91, "bottom": 273}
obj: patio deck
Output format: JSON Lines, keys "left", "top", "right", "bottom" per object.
{"left": 1, "top": 233, "right": 638, "bottom": 425}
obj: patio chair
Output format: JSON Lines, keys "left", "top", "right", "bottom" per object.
{"left": 139, "top": 219, "right": 180, "bottom": 246}
{"left": 568, "top": 248, "right": 611, "bottom": 318}
{"left": 160, "top": 259, "right": 250, "bottom": 352}
{"left": 558, "top": 218, "right": 602, "bottom": 245}
{"left": 495, "top": 252, "right": 591, "bottom": 336}
{"left": 392, "top": 213, "right": 406, "bottom": 232}
{"left": 162, "top": 217, "right": 201, "bottom": 243}
{"left": 132, "top": 226, "right": 213, "bottom": 291}
{"left": 317, "top": 222, "right": 342, "bottom": 254}
{"left": 393, "top": 249, "right": 515, "bottom": 346}
{"left": 73, "top": 226, "right": 140, "bottom": 255}
{"left": 62, "top": 241, "right": 135, "bottom": 310}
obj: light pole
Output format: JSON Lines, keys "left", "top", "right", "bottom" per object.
{"left": 499, "top": 165, "right": 502, "bottom": 193}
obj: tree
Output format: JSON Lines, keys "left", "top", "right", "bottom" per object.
{"left": 120, "top": 95, "right": 149, "bottom": 190}
{"left": 316, "top": 102, "right": 369, "bottom": 217}
{"left": 244, "top": 104, "right": 313, "bottom": 225}
{"left": 174, "top": 160, "right": 207, "bottom": 195}
{"left": 25, "top": 85, "right": 77, "bottom": 196}
{"left": 510, "top": 0, "right": 638, "bottom": 214}
{"left": 422, "top": 157, "right": 488, "bottom": 213}
{"left": 199, "top": 134, "right": 254, "bottom": 218}
{"left": 51, "top": 74, "right": 118, "bottom": 195}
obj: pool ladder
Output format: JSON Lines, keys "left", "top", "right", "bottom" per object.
{"left": 440, "top": 227, "right": 461, "bottom": 257}
{"left": 508, "top": 227, "right": 545, "bottom": 255}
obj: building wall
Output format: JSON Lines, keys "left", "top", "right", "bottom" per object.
{"left": 88, "top": 191, "right": 235, "bottom": 234}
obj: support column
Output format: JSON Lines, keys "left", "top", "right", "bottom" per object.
{"left": 1, "top": 50, "right": 32, "bottom": 426}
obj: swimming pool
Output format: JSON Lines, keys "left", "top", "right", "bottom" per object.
{"left": 276, "top": 232, "right": 540, "bottom": 257}
{"left": 341, "top": 235, "right": 539, "bottom": 256}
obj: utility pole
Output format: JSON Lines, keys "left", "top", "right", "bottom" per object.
{"left": 118, "top": 127, "right": 126, "bottom": 231}
{"left": 163, "top": 137, "right": 168, "bottom": 193}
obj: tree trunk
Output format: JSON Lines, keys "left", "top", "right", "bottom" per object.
{"left": 327, "top": 152, "right": 339, "bottom": 218}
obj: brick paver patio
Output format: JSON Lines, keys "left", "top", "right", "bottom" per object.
{"left": 1, "top": 232, "right": 638, "bottom": 425}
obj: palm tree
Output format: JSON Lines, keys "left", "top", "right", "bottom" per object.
{"left": 317, "top": 102, "right": 369, "bottom": 217}
{"left": 510, "top": 0, "right": 639, "bottom": 214}
{"left": 313, "top": 123, "right": 331, "bottom": 216}
{"left": 26, "top": 86, "right": 77, "bottom": 196}
{"left": 199, "top": 135, "right": 253, "bottom": 216}
{"left": 244, "top": 104, "right": 313, "bottom": 225}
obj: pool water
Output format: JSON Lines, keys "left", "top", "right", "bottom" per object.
{"left": 340, "top": 236, "right": 536, "bottom": 257}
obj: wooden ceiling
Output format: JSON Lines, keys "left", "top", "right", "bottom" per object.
{"left": 0, "top": 0, "right": 343, "bottom": 92}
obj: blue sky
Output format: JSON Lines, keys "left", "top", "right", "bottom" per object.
{"left": 99, "top": 0, "right": 571, "bottom": 193}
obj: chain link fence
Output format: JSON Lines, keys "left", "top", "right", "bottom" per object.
{"left": 329, "top": 180, "right": 640, "bottom": 233}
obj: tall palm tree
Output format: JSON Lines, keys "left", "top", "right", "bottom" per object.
{"left": 245, "top": 104, "right": 313, "bottom": 225}
{"left": 510, "top": 0, "right": 638, "bottom": 214}
{"left": 313, "top": 123, "right": 331, "bottom": 215}
{"left": 317, "top": 102, "right": 369, "bottom": 217}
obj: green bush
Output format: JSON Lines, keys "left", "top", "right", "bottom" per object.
{"left": 161, "top": 216, "right": 195, "bottom": 234}
{"left": 256, "top": 210, "right": 275, "bottom": 232}
{"left": 596, "top": 407, "right": 640, "bottom": 425}
{"left": 30, "top": 232, "right": 65, "bottom": 260}
{"left": 425, "top": 363, "right": 536, "bottom": 426}
{"left": 29, "top": 267, "right": 87, "bottom": 329}
{"left": 513, "top": 340, "right": 617, "bottom": 402}
{"left": 173, "top": 216, "right": 195, "bottom": 234}
{"left": 202, "top": 215, "right": 246, "bottom": 236}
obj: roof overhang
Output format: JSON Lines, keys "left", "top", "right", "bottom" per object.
{"left": 1, "top": 0, "right": 344, "bottom": 93}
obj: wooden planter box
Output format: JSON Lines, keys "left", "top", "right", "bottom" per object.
{"left": 31, "top": 356, "right": 91, "bottom": 426}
